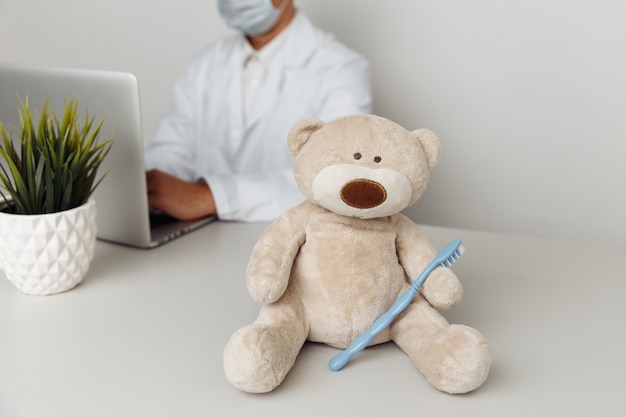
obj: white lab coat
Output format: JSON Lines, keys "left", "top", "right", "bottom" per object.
{"left": 145, "top": 12, "right": 372, "bottom": 221}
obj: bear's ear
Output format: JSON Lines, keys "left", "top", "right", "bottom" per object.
{"left": 288, "top": 118, "right": 325, "bottom": 157}
{"left": 412, "top": 128, "right": 441, "bottom": 169}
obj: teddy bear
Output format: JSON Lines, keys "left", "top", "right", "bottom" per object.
{"left": 223, "top": 114, "right": 491, "bottom": 394}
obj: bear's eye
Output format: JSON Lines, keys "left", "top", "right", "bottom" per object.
{"left": 374, "top": 156, "right": 382, "bottom": 163}
{"left": 353, "top": 153, "right": 362, "bottom": 160}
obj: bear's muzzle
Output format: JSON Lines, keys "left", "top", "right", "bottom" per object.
{"left": 341, "top": 179, "right": 387, "bottom": 209}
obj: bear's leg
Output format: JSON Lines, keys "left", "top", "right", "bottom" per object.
{"left": 390, "top": 295, "right": 491, "bottom": 394}
{"left": 223, "top": 290, "right": 308, "bottom": 393}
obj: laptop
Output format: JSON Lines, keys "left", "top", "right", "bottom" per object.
{"left": 0, "top": 62, "right": 216, "bottom": 248}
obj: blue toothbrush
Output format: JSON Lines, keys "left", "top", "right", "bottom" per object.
{"left": 328, "top": 238, "right": 465, "bottom": 372}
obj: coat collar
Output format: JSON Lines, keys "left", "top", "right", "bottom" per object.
{"left": 222, "top": 11, "right": 320, "bottom": 69}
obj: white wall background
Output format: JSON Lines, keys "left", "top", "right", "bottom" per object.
{"left": 1, "top": 0, "right": 624, "bottom": 245}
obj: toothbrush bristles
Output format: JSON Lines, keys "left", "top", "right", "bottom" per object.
{"left": 443, "top": 244, "right": 465, "bottom": 268}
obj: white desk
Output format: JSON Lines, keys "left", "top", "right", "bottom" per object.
{"left": 1, "top": 222, "right": 625, "bottom": 416}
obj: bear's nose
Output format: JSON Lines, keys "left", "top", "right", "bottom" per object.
{"left": 341, "top": 179, "right": 387, "bottom": 209}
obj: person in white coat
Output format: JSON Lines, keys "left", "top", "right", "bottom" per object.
{"left": 145, "top": 0, "right": 372, "bottom": 222}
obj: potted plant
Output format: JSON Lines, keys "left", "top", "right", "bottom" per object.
{"left": 0, "top": 96, "right": 113, "bottom": 295}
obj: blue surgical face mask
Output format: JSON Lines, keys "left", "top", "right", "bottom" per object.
{"left": 218, "top": 0, "right": 287, "bottom": 36}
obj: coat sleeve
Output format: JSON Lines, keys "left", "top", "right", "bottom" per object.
{"left": 205, "top": 169, "right": 305, "bottom": 222}
{"left": 144, "top": 58, "right": 204, "bottom": 182}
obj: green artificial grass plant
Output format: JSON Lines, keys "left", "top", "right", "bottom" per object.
{"left": 0, "top": 96, "right": 113, "bottom": 214}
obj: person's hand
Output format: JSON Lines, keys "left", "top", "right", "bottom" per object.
{"left": 146, "top": 169, "right": 216, "bottom": 220}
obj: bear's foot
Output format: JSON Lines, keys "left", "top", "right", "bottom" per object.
{"left": 418, "top": 324, "right": 491, "bottom": 394}
{"left": 223, "top": 324, "right": 297, "bottom": 393}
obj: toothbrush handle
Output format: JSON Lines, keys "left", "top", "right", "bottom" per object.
{"left": 329, "top": 287, "right": 417, "bottom": 371}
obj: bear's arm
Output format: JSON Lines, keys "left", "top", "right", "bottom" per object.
{"left": 394, "top": 214, "right": 463, "bottom": 310}
{"left": 245, "top": 204, "right": 308, "bottom": 304}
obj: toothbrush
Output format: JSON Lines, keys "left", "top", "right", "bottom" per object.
{"left": 328, "top": 238, "right": 465, "bottom": 372}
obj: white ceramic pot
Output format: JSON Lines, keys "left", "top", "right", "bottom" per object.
{"left": 0, "top": 200, "right": 97, "bottom": 295}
